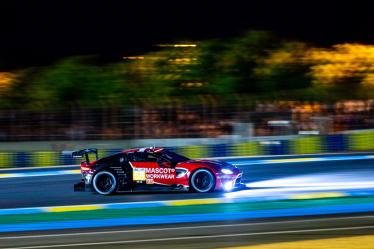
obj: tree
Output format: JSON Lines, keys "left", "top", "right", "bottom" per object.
{"left": 253, "top": 42, "right": 313, "bottom": 92}
{"left": 25, "top": 56, "right": 126, "bottom": 108}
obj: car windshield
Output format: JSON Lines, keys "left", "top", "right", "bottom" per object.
{"left": 159, "top": 150, "right": 189, "bottom": 163}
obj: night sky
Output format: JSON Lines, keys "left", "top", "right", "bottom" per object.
{"left": 0, "top": 0, "right": 373, "bottom": 70}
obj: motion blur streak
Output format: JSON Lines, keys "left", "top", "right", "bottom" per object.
{"left": 166, "top": 198, "right": 221, "bottom": 206}
{"left": 0, "top": 170, "right": 80, "bottom": 179}
{"left": 246, "top": 171, "right": 374, "bottom": 189}
{"left": 1, "top": 215, "right": 372, "bottom": 240}
{"left": 221, "top": 235, "right": 374, "bottom": 249}
{"left": 0, "top": 154, "right": 373, "bottom": 209}
{"left": 2, "top": 226, "right": 374, "bottom": 249}
{"left": 229, "top": 154, "right": 374, "bottom": 166}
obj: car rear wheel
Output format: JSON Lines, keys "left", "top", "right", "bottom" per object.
{"left": 92, "top": 171, "right": 117, "bottom": 195}
{"left": 190, "top": 169, "right": 215, "bottom": 193}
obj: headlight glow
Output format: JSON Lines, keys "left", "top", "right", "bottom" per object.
{"left": 221, "top": 168, "right": 233, "bottom": 174}
{"left": 223, "top": 181, "right": 234, "bottom": 191}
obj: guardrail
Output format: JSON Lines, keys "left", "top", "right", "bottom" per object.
{"left": 0, "top": 131, "right": 373, "bottom": 168}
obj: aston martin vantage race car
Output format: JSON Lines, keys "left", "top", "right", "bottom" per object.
{"left": 73, "top": 147, "right": 243, "bottom": 195}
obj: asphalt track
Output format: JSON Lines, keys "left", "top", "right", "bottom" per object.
{"left": 0, "top": 154, "right": 374, "bottom": 209}
{"left": 0, "top": 153, "right": 374, "bottom": 248}
{"left": 1, "top": 213, "right": 374, "bottom": 248}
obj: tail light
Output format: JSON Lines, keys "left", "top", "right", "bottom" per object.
{"left": 80, "top": 162, "right": 93, "bottom": 172}
{"left": 81, "top": 166, "right": 91, "bottom": 171}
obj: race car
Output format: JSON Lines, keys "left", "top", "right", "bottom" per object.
{"left": 73, "top": 147, "right": 243, "bottom": 195}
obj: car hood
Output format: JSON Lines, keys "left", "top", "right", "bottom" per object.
{"left": 181, "top": 159, "right": 236, "bottom": 170}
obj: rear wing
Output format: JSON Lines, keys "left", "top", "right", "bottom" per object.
{"left": 71, "top": 148, "right": 99, "bottom": 164}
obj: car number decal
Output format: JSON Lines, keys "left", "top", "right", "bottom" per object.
{"left": 133, "top": 168, "right": 146, "bottom": 181}
{"left": 146, "top": 179, "right": 154, "bottom": 184}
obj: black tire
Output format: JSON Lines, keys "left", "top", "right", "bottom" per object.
{"left": 92, "top": 171, "right": 117, "bottom": 195}
{"left": 190, "top": 169, "right": 216, "bottom": 193}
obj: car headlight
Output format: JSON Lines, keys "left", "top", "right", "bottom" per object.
{"left": 221, "top": 168, "right": 233, "bottom": 174}
{"left": 223, "top": 181, "right": 234, "bottom": 191}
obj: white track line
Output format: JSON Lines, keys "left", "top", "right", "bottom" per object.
{"left": 0, "top": 165, "right": 78, "bottom": 172}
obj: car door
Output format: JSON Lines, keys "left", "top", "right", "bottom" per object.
{"left": 129, "top": 152, "right": 176, "bottom": 186}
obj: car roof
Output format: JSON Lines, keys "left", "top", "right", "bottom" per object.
{"left": 122, "top": 147, "right": 165, "bottom": 154}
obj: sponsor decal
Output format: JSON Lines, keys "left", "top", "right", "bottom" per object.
{"left": 133, "top": 167, "right": 176, "bottom": 182}
{"left": 145, "top": 168, "right": 175, "bottom": 174}
{"left": 145, "top": 167, "right": 175, "bottom": 180}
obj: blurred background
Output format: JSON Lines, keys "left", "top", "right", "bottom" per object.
{"left": 0, "top": 1, "right": 374, "bottom": 163}
{"left": 2, "top": 40, "right": 374, "bottom": 141}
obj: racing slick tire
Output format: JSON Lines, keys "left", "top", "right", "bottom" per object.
{"left": 190, "top": 169, "right": 216, "bottom": 193}
{"left": 92, "top": 171, "right": 117, "bottom": 195}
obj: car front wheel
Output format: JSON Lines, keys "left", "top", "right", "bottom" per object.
{"left": 92, "top": 171, "right": 117, "bottom": 195}
{"left": 190, "top": 169, "right": 216, "bottom": 193}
